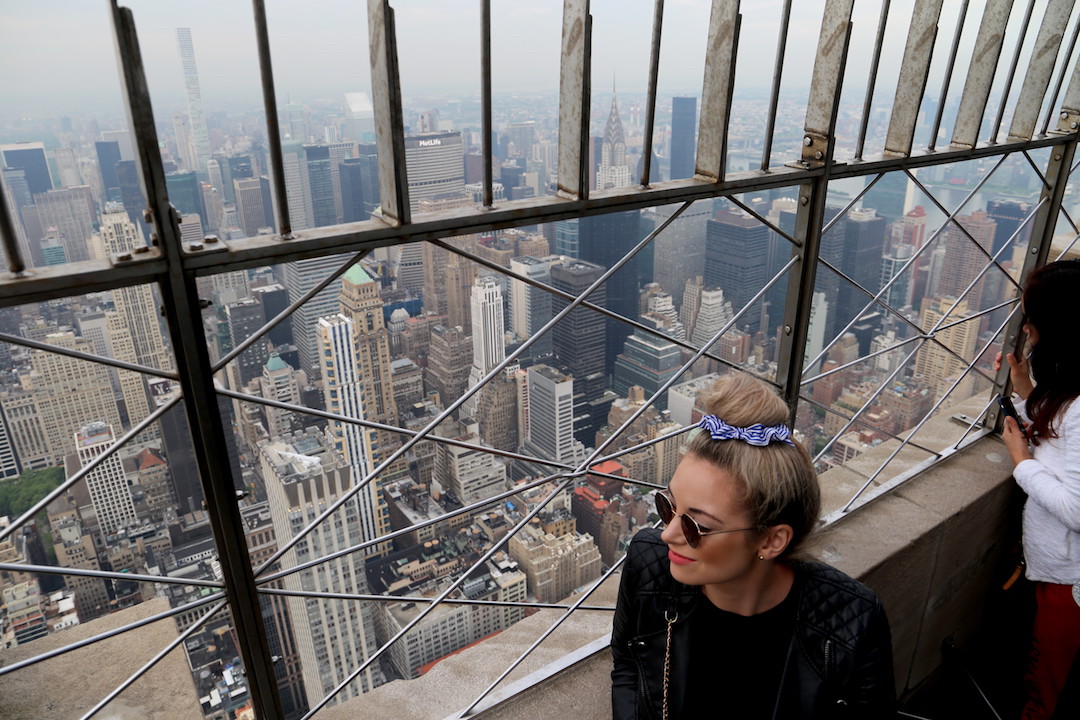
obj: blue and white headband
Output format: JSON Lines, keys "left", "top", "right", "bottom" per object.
{"left": 697, "top": 414, "right": 794, "bottom": 447}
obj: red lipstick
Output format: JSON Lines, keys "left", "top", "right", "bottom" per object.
{"left": 668, "top": 549, "right": 695, "bottom": 566}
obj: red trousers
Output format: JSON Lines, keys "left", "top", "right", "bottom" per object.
{"left": 1022, "top": 582, "right": 1080, "bottom": 719}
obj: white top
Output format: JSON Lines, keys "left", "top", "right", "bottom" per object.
{"left": 1015, "top": 397, "right": 1080, "bottom": 584}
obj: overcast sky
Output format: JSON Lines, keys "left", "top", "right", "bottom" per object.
{"left": 0, "top": 1, "right": 1068, "bottom": 123}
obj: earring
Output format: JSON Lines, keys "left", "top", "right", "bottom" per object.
{"left": 758, "top": 555, "right": 765, "bottom": 560}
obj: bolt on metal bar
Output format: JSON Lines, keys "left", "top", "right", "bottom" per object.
{"left": 855, "top": 0, "right": 892, "bottom": 161}
{"left": 219, "top": 386, "right": 570, "bottom": 471}
{"left": 726, "top": 194, "right": 800, "bottom": 246}
{"left": 696, "top": 0, "right": 740, "bottom": 181}
{"left": 801, "top": 0, "right": 855, "bottom": 165}
{"left": 213, "top": 249, "right": 369, "bottom": 371}
{"left": 557, "top": 0, "right": 591, "bottom": 200}
{"left": 0, "top": 330, "right": 178, "bottom": 381}
{"left": 842, "top": 306, "right": 1020, "bottom": 512}
{"left": 0, "top": 591, "right": 224, "bottom": 678}
{"left": 1042, "top": 9, "right": 1080, "bottom": 135}
{"left": 989, "top": 0, "right": 1038, "bottom": 144}
{"left": 0, "top": 561, "right": 223, "bottom": 588}
{"left": 0, "top": 172, "right": 29, "bottom": 277}
{"left": 458, "top": 553, "right": 628, "bottom": 717}
{"left": 370, "top": 0, "right": 411, "bottom": 224}
{"left": 0, "top": 395, "right": 179, "bottom": 544}
{"left": 79, "top": 600, "right": 228, "bottom": 720}
{"left": 480, "top": 0, "right": 494, "bottom": 208}
{"left": 927, "top": 0, "right": 969, "bottom": 152}
{"left": 258, "top": 586, "right": 613, "bottom": 612}
{"left": 255, "top": 201, "right": 693, "bottom": 577}
{"left": 1009, "top": 0, "right": 1077, "bottom": 141}
{"left": 301, "top": 474, "right": 578, "bottom": 720}
{"left": 251, "top": 0, "right": 291, "bottom": 238}
{"left": 762, "top": 0, "right": 793, "bottom": 171}
{"left": 639, "top": 0, "right": 665, "bottom": 187}
{"left": 885, "top": 0, "right": 945, "bottom": 155}
{"left": 951, "top": 0, "right": 1013, "bottom": 149}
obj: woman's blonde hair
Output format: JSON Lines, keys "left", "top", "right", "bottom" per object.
{"left": 685, "top": 372, "right": 820, "bottom": 558}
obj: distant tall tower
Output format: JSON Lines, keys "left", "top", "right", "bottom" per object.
{"left": 704, "top": 209, "right": 773, "bottom": 335}
{"left": 0, "top": 142, "right": 52, "bottom": 195}
{"left": 521, "top": 364, "right": 584, "bottom": 466}
{"left": 596, "top": 92, "right": 631, "bottom": 190}
{"left": 550, "top": 260, "right": 607, "bottom": 402}
{"left": 669, "top": 97, "right": 697, "bottom": 180}
{"left": 509, "top": 255, "right": 554, "bottom": 358}
{"left": 175, "top": 28, "right": 211, "bottom": 176}
{"left": 914, "top": 295, "right": 977, "bottom": 400}
{"left": 937, "top": 210, "right": 997, "bottom": 310}
{"left": 463, "top": 276, "right": 506, "bottom": 418}
{"left": 282, "top": 253, "right": 346, "bottom": 379}
{"left": 75, "top": 422, "right": 137, "bottom": 534}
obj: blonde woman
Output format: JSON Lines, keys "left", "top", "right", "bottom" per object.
{"left": 611, "top": 373, "right": 895, "bottom": 719}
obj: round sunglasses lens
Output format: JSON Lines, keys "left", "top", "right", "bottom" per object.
{"left": 681, "top": 515, "right": 701, "bottom": 548}
{"left": 655, "top": 493, "right": 674, "bottom": 524}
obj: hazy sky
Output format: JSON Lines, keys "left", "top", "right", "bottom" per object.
{"left": 0, "top": 1, "right": 1068, "bottom": 123}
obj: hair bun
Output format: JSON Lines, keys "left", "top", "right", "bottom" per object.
{"left": 704, "top": 373, "right": 789, "bottom": 428}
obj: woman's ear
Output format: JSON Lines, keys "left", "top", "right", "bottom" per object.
{"left": 758, "top": 524, "right": 793, "bottom": 560}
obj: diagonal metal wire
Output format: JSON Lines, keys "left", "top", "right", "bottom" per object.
{"left": 0, "top": 395, "right": 181, "bottom": 544}
{"left": 0, "top": 591, "right": 225, "bottom": 678}
{"left": 79, "top": 600, "right": 228, "bottom": 720}
{"left": 212, "top": 249, "right": 369, "bottom": 373}
{"left": 0, "top": 331, "right": 178, "bottom": 381}
{"left": 803, "top": 152, "right": 1017, "bottom": 374}
{"left": 840, "top": 304, "right": 1021, "bottom": 512}
{"left": 258, "top": 586, "right": 614, "bottom": 612}
{"left": 1021, "top": 149, "right": 1080, "bottom": 234}
{"left": 255, "top": 202, "right": 695, "bottom": 578}
{"left": 798, "top": 393, "right": 942, "bottom": 458}
{"left": 0, "top": 562, "right": 223, "bottom": 589}
{"left": 821, "top": 172, "right": 886, "bottom": 235}
{"left": 726, "top": 195, "right": 800, "bottom": 247}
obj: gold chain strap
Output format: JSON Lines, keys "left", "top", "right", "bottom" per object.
{"left": 662, "top": 610, "right": 677, "bottom": 720}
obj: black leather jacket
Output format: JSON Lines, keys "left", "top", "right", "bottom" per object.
{"left": 611, "top": 529, "right": 896, "bottom": 719}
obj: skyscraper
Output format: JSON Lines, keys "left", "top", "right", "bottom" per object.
{"left": 463, "top": 276, "right": 506, "bottom": 419}
{"left": 21, "top": 186, "right": 96, "bottom": 264}
{"left": 612, "top": 330, "right": 681, "bottom": 410}
{"left": 303, "top": 144, "right": 336, "bottom": 227}
{"left": 260, "top": 430, "right": 383, "bottom": 707}
{"left": 938, "top": 210, "right": 997, "bottom": 311}
{"left": 344, "top": 92, "right": 375, "bottom": 142}
{"left": 550, "top": 260, "right": 607, "bottom": 402}
{"left": 704, "top": 209, "right": 773, "bottom": 334}
{"left": 75, "top": 422, "right": 137, "bottom": 534}
{"left": 669, "top": 97, "right": 697, "bottom": 180}
{"left": 509, "top": 255, "right": 554, "bottom": 358}
{"left": 340, "top": 146, "right": 380, "bottom": 222}
{"left": 521, "top": 364, "right": 584, "bottom": 466}
{"left": 405, "top": 132, "right": 465, "bottom": 212}
{"left": 0, "top": 142, "right": 52, "bottom": 195}
{"left": 234, "top": 177, "right": 269, "bottom": 237}
{"left": 596, "top": 93, "right": 631, "bottom": 190}
{"left": 165, "top": 171, "right": 207, "bottom": 228}
{"left": 95, "top": 140, "right": 122, "bottom": 201}
{"left": 175, "top": 28, "right": 211, "bottom": 176}
{"left": 282, "top": 253, "right": 347, "bottom": 379}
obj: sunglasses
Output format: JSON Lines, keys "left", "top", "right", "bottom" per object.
{"left": 655, "top": 491, "right": 759, "bottom": 549}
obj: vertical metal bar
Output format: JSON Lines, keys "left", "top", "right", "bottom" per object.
{"left": 0, "top": 173, "right": 29, "bottom": 277}
{"left": 251, "top": 0, "right": 292, "bottom": 238}
{"left": 801, "top": 0, "right": 856, "bottom": 165}
{"left": 1053, "top": 37, "right": 1080, "bottom": 132}
{"left": 1008, "top": 0, "right": 1076, "bottom": 141}
{"left": 762, "top": 0, "right": 793, "bottom": 171}
{"left": 480, "top": 0, "right": 494, "bottom": 207}
{"left": 108, "top": 4, "right": 286, "bottom": 719}
{"left": 557, "top": 0, "right": 591, "bottom": 200}
{"left": 639, "top": 0, "right": 665, "bottom": 187}
{"left": 1041, "top": 10, "right": 1080, "bottom": 135}
{"left": 927, "top": 0, "right": 970, "bottom": 151}
{"left": 855, "top": 0, "right": 892, "bottom": 161}
{"left": 885, "top": 0, "right": 945, "bottom": 156}
{"left": 990, "top": 0, "right": 1038, "bottom": 143}
{"left": 369, "top": 0, "right": 411, "bottom": 224}
{"left": 696, "top": 0, "right": 740, "bottom": 181}
{"left": 951, "top": 0, "right": 1015, "bottom": 150}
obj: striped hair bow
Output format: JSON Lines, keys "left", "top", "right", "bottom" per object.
{"left": 697, "top": 415, "right": 794, "bottom": 446}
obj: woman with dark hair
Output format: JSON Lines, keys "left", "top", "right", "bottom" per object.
{"left": 998, "top": 259, "right": 1080, "bottom": 719}
{"left": 611, "top": 373, "right": 895, "bottom": 719}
